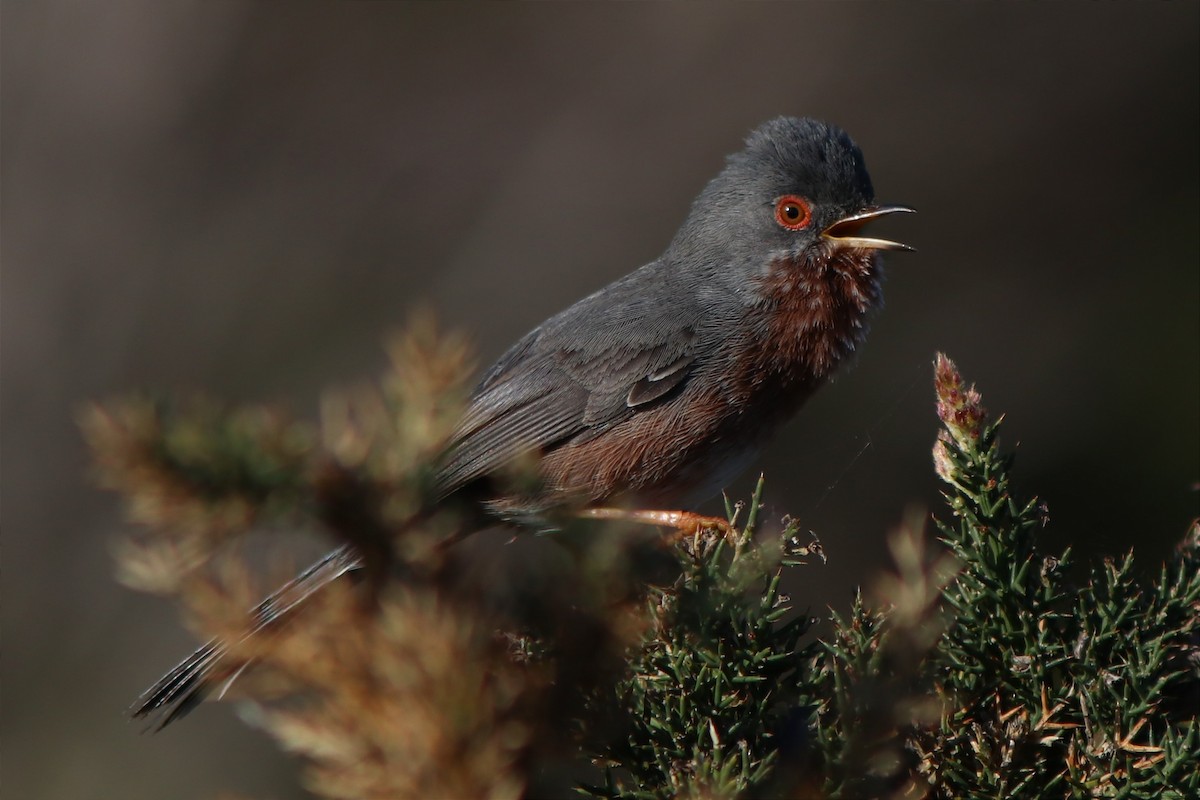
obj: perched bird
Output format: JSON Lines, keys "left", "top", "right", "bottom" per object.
{"left": 133, "top": 116, "right": 913, "bottom": 727}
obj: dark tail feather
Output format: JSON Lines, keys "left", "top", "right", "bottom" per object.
{"left": 130, "top": 545, "right": 363, "bottom": 730}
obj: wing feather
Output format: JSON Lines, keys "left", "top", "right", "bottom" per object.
{"left": 434, "top": 266, "right": 704, "bottom": 499}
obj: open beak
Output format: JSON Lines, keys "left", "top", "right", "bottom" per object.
{"left": 821, "top": 204, "right": 916, "bottom": 251}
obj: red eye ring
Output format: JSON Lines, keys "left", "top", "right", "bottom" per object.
{"left": 774, "top": 195, "right": 812, "bottom": 231}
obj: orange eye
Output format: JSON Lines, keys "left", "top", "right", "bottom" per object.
{"left": 774, "top": 195, "right": 812, "bottom": 231}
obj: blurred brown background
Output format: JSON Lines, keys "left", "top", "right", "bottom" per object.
{"left": 3, "top": 3, "right": 1197, "bottom": 798}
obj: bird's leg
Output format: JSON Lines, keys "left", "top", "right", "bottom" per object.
{"left": 577, "top": 507, "right": 734, "bottom": 540}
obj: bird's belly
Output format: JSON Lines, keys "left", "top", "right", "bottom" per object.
{"left": 664, "top": 437, "right": 763, "bottom": 509}
{"left": 538, "top": 375, "right": 811, "bottom": 511}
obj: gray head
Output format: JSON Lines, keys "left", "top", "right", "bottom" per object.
{"left": 666, "top": 117, "right": 909, "bottom": 274}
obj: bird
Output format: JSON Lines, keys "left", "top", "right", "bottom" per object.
{"left": 132, "top": 116, "right": 913, "bottom": 728}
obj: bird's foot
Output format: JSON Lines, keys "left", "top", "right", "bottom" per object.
{"left": 577, "top": 507, "right": 734, "bottom": 541}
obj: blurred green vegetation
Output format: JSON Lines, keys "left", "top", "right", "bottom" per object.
{"left": 88, "top": 338, "right": 1199, "bottom": 798}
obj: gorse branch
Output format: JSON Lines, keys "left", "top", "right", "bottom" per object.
{"left": 911, "top": 354, "right": 1200, "bottom": 798}
{"left": 91, "top": 338, "right": 1199, "bottom": 799}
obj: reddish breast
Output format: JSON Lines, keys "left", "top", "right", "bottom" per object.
{"left": 749, "top": 246, "right": 884, "bottom": 388}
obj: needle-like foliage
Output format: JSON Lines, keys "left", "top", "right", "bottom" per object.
{"left": 88, "top": 339, "right": 1199, "bottom": 799}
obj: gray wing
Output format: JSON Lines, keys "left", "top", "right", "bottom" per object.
{"left": 434, "top": 270, "right": 700, "bottom": 497}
